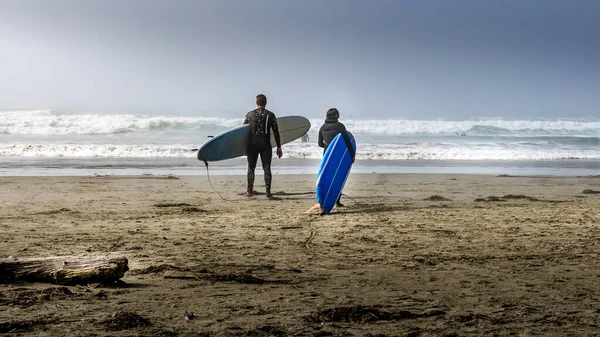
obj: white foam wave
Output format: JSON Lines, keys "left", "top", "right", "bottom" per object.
{"left": 0, "top": 144, "right": 197, "bottom": 158}
{"left": 310, "top": 118, "right": 600, "bottom": 136}
{"left": 285, "top": 148, "right": 600, "bottom": 160}
{"left": 0, "top": 110, "right": 241, "bottom": 135}
{"left": 4, "top": 142, "right": 599, "bottom": 161}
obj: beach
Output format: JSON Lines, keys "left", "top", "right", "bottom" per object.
{"left": 1, "top": 173, "right": 600, "bottom": 336}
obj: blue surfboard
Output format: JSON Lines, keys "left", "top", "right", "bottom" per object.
{"left": 316, "top": 132, "right": 356, "bottom": 213}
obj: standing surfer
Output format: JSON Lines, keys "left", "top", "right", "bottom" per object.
{"left": 243, "top": 94, "right": 282, "bottom": 199}
{"left": 318, "top": 108, "right": 355, "bottom": 207}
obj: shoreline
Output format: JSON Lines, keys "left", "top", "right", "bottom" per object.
{"left": 2, "top": 157, "right": 600, "bottom": 177}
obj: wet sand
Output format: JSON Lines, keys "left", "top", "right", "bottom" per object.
{"left": 1, "top": 173, "right": 600, "bottom": 336}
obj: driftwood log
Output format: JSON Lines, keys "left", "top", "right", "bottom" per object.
{"left": 0, "top": 256, "right": 129, "bottom": 284}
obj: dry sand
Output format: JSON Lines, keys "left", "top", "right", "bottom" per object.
{"left": 1, "top": 173, "right": 600, "bottom": 336}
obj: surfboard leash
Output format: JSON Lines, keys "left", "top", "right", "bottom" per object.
{"left": 341, "top": 193, "right": 360, "bottom": 205}
{"left": 202, "top": 160, "right": 231, "bottom": 202}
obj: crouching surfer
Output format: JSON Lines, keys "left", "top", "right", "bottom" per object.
{"left": 318, "top": 108, "right": 355, "bottom": 207}
{"left": 243, "top": 94, "right": 283, "bottom": 199}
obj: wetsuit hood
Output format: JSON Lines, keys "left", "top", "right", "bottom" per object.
{"left": 325, "top": 117, "right": 339, "bottom": 123}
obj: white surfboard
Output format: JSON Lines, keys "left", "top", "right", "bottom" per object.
{"left": 197, "top": 116, "right": 310, "bottom": 162}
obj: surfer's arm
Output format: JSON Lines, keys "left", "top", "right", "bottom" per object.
{"left": 243, "top": 112, "right": 250, "bottom": 125}
{"left": 270, "top": 114, "right": 282, "bottom": 149}
{"left": 317, "top": 126, "right": 324, "bottom": 148}
{"left": 339, "top": 124, "right": 356, "bottom": 161}
{"left": 270, "top": 114, "right": 282, "bottom": 158}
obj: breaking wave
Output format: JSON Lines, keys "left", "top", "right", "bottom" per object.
{"left": 0, "top": 110, "right": 240, "bottom": 135}
{"left": 2, "top": 110, "right": 599, "bottom": 136}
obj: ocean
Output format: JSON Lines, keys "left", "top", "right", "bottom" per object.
{"left": 1, "top": 109, "right": 599, "bottom": 176}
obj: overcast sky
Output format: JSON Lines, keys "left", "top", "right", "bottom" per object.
{"left": 1, "top": 0, "right": 599, "bottom": 119}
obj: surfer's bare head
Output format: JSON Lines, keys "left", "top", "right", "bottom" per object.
{"left": 256, "top": 94, "right": 267, "bottom": 107}
{"left": 326, "top": 108, "right": 339, "bottom": 120}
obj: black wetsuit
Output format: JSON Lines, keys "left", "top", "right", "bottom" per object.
{"left": 318, "top": 117, "right": 355, "bottom": 205}
{"left": 243, "top": 108, "right": 281, "bottom": 193}
{"left": 318, "top": 117, "right": 355, "bottom": 158}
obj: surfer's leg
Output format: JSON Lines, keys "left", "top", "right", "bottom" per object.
{"left": 336, "top": 195, "right": 344, "bottom": 207}
{"left": 247, "top": 149, "right": 259, "bottom": 196}
{"left": 259, "top": 146, "right": 273, "bottom": 198}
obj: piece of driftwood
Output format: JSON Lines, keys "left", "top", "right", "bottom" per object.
{"left": 0, "top": 256, "right": 129, "bottom": 284}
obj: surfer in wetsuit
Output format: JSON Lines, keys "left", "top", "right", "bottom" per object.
{"left": 243, "top": 94, "right": 282, "bottom": 199}
{"left": 318, "top": 108, "right": 355, "bottom": 207}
